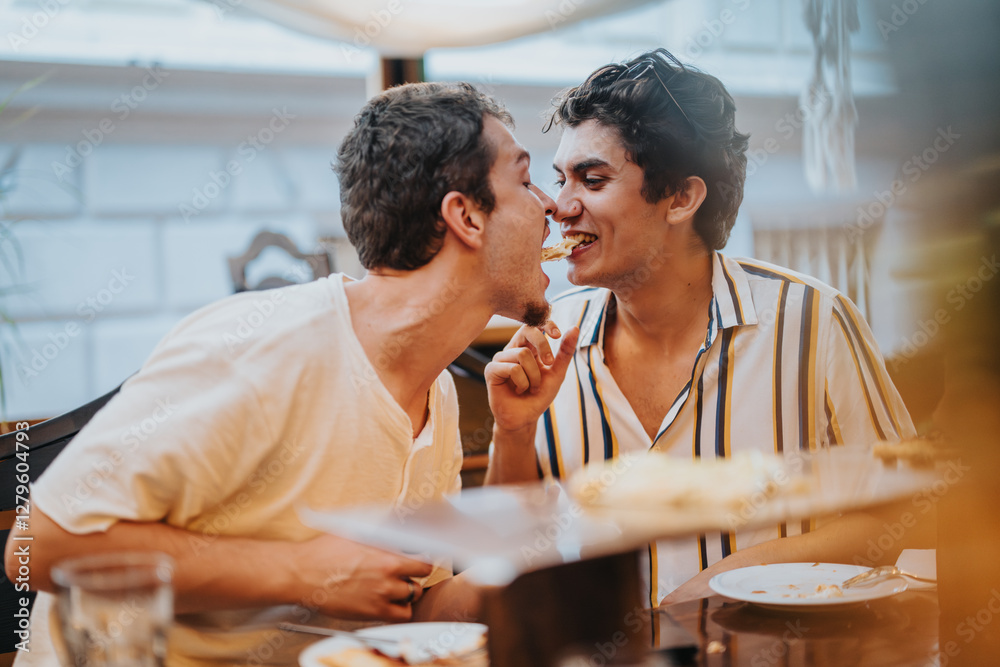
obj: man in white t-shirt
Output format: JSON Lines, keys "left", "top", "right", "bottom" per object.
{"left": 5, "top": 82, "right": 557, "bottom": 665}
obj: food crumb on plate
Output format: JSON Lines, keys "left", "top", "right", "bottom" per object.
{"left": 706, "top": 640, "right": 726, "bottom": 654}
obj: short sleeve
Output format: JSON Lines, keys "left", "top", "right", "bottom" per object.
{"left": 822, "top": 294, "right": 916, "bottom": 446}
{"left": 32, "top": 334, "right": 275, "bottom": 535}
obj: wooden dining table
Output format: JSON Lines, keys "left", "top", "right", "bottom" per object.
{"left": 657, "top": 589, "right": 939, "bottom": 666}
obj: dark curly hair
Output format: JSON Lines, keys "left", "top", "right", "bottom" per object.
{"left": 335, "top": 82, "right": 513, "bottom": 270}
{"left": 547, "top": 48, "right": 749, "bottom": 250}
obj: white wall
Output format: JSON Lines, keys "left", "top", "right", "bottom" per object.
{"left": 0, "top": 0, "right": 927, "bottom": 418}
{"left": 0, "top": 60, "right": 368, "bottom": 418}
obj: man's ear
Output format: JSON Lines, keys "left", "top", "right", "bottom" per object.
{"left": 665, "top": 176, "right": 708, "bottom": 225}
{"left": 440, "top": 191, "right": 487, "bottom": 250}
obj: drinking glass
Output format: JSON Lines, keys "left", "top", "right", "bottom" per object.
{"left": 51, "top": 552, "right": 174, "bottom": 667}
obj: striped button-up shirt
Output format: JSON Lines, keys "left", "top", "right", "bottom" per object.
{"left": 535, "top": 252, "right": 915, "bottom": 606}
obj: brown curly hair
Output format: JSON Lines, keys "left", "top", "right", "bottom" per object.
{"left": 335, "top": 82, "right": 513, "bottom": 270}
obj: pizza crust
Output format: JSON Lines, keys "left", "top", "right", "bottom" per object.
{"left": 540, "top": 237, "right": 582, "bottom": 262}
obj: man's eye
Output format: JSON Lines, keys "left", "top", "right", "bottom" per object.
{"left": 583, "top": 178, "right": 603, "bottom": 187}
{"left": 554, "top": 180, "right": 565, "bottom": 189}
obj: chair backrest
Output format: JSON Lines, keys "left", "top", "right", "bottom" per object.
{"left": 0, "top": 382, "right": 122, "bottom": 654}
{"left": 228, "top": 230, "right": 332, "bottom": 293}
{"left": 448, "top": 347, "right": 489, "bottom": 386}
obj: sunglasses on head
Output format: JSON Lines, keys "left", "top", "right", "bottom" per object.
{"left": 614, "top": 58, "right": 694, "bottom": 129}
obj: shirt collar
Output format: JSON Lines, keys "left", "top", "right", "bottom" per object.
{"left": 574, "top": 251, "right": 757, "bottom": 350}
{"left": 711, "top": 251, "right": 758, "bottom": 329}
{"left": 575, "top": 288, "right": 612, "bottom": 350}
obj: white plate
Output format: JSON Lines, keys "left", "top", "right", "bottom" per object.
{"left": 299, "top": 621, "right": 487, "bottom": 666}
{"left": 709, "top": 563, "right": 908, "bottom": 611}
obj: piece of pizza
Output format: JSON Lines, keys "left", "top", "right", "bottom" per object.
{"left": 540, "top": 233, "right": 595, "bottom": 262}
{"left": 872, "top": 437, "right": 954, "bottom": 468}
{"left": 318, "top": 647, "right": 406, "bottom": 667}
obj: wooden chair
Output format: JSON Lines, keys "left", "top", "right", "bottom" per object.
{"left": 227, "top": 230, "right": 332, "bottom": 293}
{"left": 0, "top": 383, "right": 122, "bottom": 655}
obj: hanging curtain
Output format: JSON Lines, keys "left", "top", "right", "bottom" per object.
{"left": 229, "top": 0, "right": 655, "bottom": 57}
{"left": 801, "top": 0, "right": 860, "bottom": 194}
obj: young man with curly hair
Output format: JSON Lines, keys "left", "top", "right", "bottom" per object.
{"left": 486, "top": 50, "right": 917, "bottom": 606}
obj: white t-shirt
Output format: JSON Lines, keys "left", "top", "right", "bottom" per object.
{"left": 25, "top": 275, "right": 463, "bottom": 666}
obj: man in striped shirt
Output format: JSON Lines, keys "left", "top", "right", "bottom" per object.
{"left": 485, "top": 49, "right": 918, "bottom": 606}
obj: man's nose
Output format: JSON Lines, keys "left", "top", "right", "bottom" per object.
{"left": 531, "top": 184, "right": 557, "bottom": 216}
{"left": 553, "top": 187, "right": 581, "bottom": 222}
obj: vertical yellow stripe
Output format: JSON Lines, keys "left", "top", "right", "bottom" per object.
{"left": 772, "top": 281, "right": 787, "bottom": 539}
{"left": 839, "top": 296, "right": 904, "bottom": 437}
{"left": 806, "top": 294, "right": 819, "bottom": 452}
{"left": 772, "top": 283, "right": 785, "bottom": 457}
{"left": 720, "top": 259, "right": 746, "bottom": 320}
{"left": 833, "top": 314, "right": 881, "bottom": 437}
{"left": 825, "top": 379, "right": 844, "bottom": 445}
{"left": 723, "top": 333, "right": 735, "bottom": 459}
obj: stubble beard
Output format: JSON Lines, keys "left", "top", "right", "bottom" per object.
{"left": 520, "top": 299, "right": 551, "bottom": 328}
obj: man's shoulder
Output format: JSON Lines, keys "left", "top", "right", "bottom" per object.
{"left": 151, "top": 277, "right": 344, "bottom": 366}
{"left": 728, "top": 256, "right": 844, "bottom": 301}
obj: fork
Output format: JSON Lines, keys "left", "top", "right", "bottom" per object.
{"left": 842, "top": 565, "right": 937, "bottom": 589}
{"left": 278, "top": 622, "right": 399, "bottom": 649}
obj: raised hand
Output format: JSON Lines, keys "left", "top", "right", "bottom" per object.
{"left": 486, "top": 323, "right": 579, "bottom": 434}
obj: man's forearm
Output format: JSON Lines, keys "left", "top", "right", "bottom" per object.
{"left": 6, "top": 506, "right": 294, "bottom": 614}
{"left": 484, "top": 424, "right": 540, "bottom": 485}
